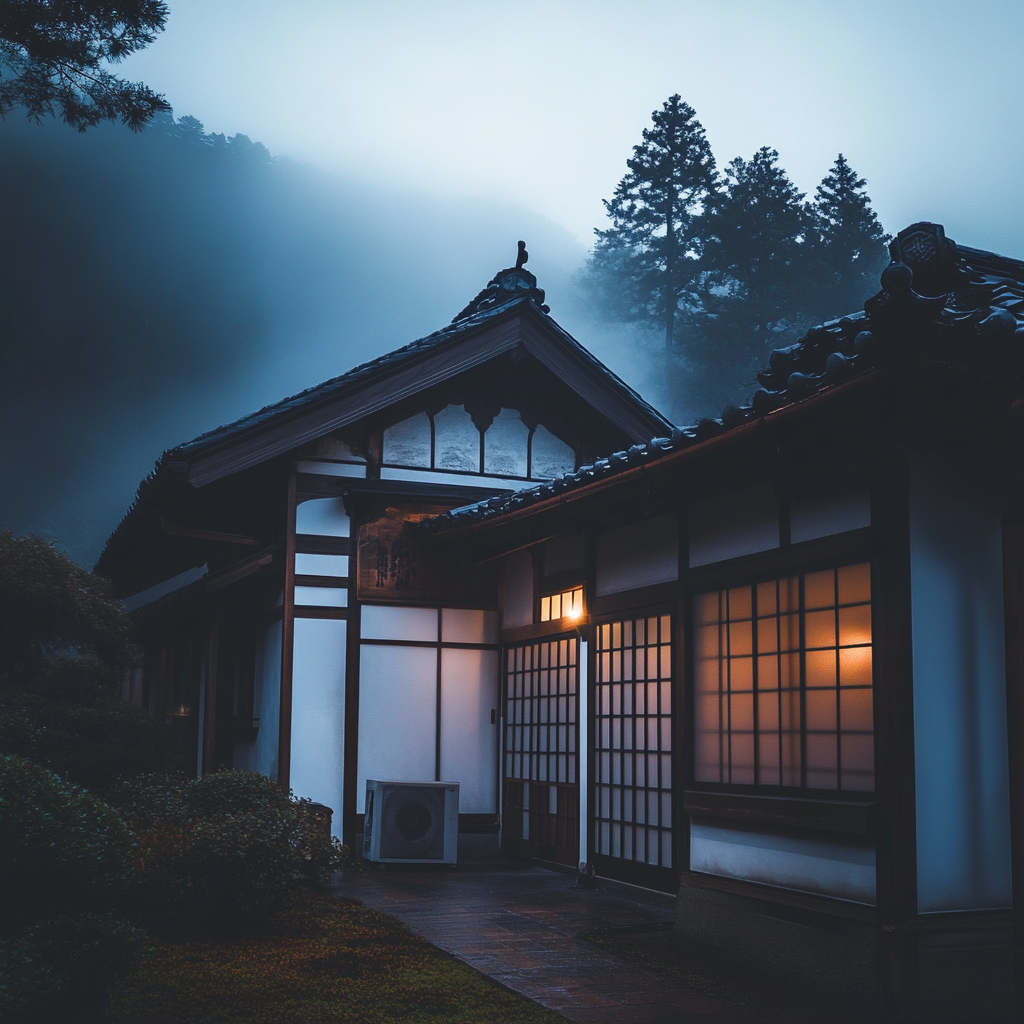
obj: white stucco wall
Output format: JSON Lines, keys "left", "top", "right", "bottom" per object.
{"left": 690, "top": 820, "right": 876, "bottom": 904}
{"left": 910, "top": 455, "right": 1012, "bottom": 912}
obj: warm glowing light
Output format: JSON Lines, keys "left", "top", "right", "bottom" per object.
{"left": 540, "top": 586, "right": 584, "bottom": 622}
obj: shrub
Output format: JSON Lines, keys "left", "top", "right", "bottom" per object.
{"left": 128, "top": 769, "right": 346, "bottom": 925}
{"left": 0, "top": 913, "right": 146, "bottom": 1024}
{"left": 0, "top": 755, "right": 135, "bottom": 932}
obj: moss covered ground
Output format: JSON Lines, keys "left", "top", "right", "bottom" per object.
{"left": 102, "top": 889, "right": 566, "bottom": 1024}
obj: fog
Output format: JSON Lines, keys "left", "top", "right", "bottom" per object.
{"left": 1, "top": 1, "right": 1021, "bottom": 567}
{"left": 0, "top": 113, "right": 663, "bottom": 566}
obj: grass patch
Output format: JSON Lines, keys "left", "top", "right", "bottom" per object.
{"left": 101, "top": 889, "right": 565, "bottom": 1024}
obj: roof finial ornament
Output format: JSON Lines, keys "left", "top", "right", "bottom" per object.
{"left": 516, "top": 240, "right": 528, "bottom": 270}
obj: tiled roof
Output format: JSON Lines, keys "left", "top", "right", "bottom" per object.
{"left": 428, "top": 223, "right": 1024, "bottom": 534}
{"left": 160, "top": 265, "right": 665, "bottom": 469}
{"left": 97, "top": 260, "right": 672, "bottom": 574}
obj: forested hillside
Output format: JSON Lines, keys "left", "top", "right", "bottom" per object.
{"left": 0, "top": 113, "right": 584, "bottom": 565}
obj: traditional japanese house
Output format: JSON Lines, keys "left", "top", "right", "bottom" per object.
{"left": 100, "top": 223, "right": 1024, "bottom": 1014}
{"left": 96, "top": 253, "right": 673, "bottom": 858}
{"left": 424, "top": 222, "right": 1024, "bottom": 1015}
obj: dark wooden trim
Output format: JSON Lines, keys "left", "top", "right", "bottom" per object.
{"left": 159, "top": 517, "right": 263, "bottom": 547}
{"left": 206, "top": 546, "right": 278, "bottom": 592}
{"left": 293, "top": 606, "right": 348, "bottom": 620}
{"left": 1002, "top": 519, "right": 1024, "bottom": 1020}
{"left": 186, "top": 319, "right": 525, "bottom": 486}
{"left": 884, "top": 909, "right": 1013, "bottom": 934}
{"left": 458, "top": 813, "right": 500, "bottom": 834}
{"left": 870, "top": 454, "right": 919, "bottom": 997}
{"left": 295, "top": 535, "right": 351, "bottom": 555}
{"left": 277, "top": 472, "right": 298, "bottom": 793}
{"left": 359, "top": 637, "right": 498, "bottom": 651}
{"left": 592, "top": 580, "right": 679, "bottom": 617}
{"left": 435, "top": 609, "right": 443, "bottom": 781}
{"left": 342, "top": 586, "right": 362, "bottom": 850}
{"left": 501, "top": 616, "right": 584, "bottom": 646}
{"left": 682, "top": 528, "right": 871, "bottom": 593}
{"left": 683, "top": 791, "right": 875, "bottom": 836}
{"left": 593, "top": 853, "right": 675, "bottom": 894}
{"left": 678, "top": 869, "right": 877, "bottom": 923}
{"left": 541, "top": 567, "right": 586, "bottom": 592}
{"left": 294, "top": 574, "right": 350, "bottom": 587}
{"left": 201, "top": 620, "right": 219, "bottom": 775}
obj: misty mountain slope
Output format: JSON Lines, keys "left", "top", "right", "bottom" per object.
{"left": 0, "top": 114, "right": 594, "bottom": 566}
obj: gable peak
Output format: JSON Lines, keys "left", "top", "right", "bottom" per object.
{"left": 452, "top": 240, "right": 550, "bottom": 323}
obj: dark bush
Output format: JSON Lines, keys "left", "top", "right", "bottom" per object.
{"left": 0, "top": 913, "right": 146, "bottom": 1024}
{"left": 0, "top": 531, "right": 179, "bottom": 791}
{"left": 127, "top": 769, "right": 345, "bottom": 925}
{"left": 0, "top": 755, "right": 135, "bottom": 932}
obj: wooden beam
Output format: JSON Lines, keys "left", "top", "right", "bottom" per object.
{"left": 1002, "top": 519, "right": 1024, "bottom": 1023}
{"left": 201, "top": 619, "right": 219, "bottom": 776}
{"left": 683, "top": 791, "right": 875, "bottom": 836}
{"left": 159, "top": 518, "right": 263, "bottom": 547}
{"left": 277, "top": 472, "right": 298, "bottom": 793}
{"left": 871, "top": 453, "right": 919, "bottom": 999}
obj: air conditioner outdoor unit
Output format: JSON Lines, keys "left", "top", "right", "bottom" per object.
{"left": 363, "top": 780, "right": 459, "bottom": 864}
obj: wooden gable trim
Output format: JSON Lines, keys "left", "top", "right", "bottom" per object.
{"left": 185, "top": 318, "right": 523, "bottom": 487}
{"left": 182, "top": 308, "right": 671, "bottom": 489}
{"left": 518, "top": 313, "right": 666, "bottom": 443}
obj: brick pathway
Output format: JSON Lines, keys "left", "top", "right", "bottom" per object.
{"left": 330, "top": 861, "right": 745, "bottom": 1023}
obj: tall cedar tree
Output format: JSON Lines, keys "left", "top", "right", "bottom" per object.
{"left": 0, "top": 0, "right": 169, "bottom": 131}
{"left": 805, "top": 153, "right": 889, "bottom": 323}
{"left": 588, "top": 95, "right": 717, "bottom": 350}
{"left": 697, "top": 147, "right": 813, "bottom": 403}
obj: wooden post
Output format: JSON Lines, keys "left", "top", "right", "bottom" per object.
{"left": 1002, "top": 520, "right": 1024, "bottom": 1022}
{"left": 871, "top": 453, "right": 919, "bottom": 1000}
{"left": 201, "top": 616, "right": 219, "bottom": 776}
{"left": 342, "top": 515, "right": 362, "bottom": 849}
{"left": 277, "top": 471, "right": 298, "bottom": 792}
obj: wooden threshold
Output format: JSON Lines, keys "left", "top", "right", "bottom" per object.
{"left": 684, "top": 790, "right": 875, "bottom": 836}
{"left": 678, "top": 869, "right": 877, "bottom": 923}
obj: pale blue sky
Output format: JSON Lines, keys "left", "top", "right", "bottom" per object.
{"left": 123, "top": 0, "right": 1024, "bottom": 257}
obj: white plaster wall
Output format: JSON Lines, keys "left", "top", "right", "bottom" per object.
{"left": 910, "top": 455, "right": 1012, "bottom": 912}
{"left": 356, "top": 644, "right": 438, "bottom": 812}
{"left": 290, "top": 618, "right": 347, "bottom": 838}
{"left": 544, "top": 533, "right": 586, "bottom": 576}
{"left": 689, "top": 485, "right": 778, "bottom": 567}
{"left": 440, "top": 648, "right": 499, "bottom": 813}
{"left": 503, "top": 550, "right": 534, "bottom": 628}
{"left": 596, "top": 514, "right": 678, "bottom": 596}
{"left": 690, "top": 820, "right": 876, "bottom": 904}
{"left": 441, "top": 608, "right": 497, "bottom": 644}
{"left": 295, "top": 497, "right": 349, "bottom": 537}
{"left": 790, "top": 485, "right": 870, "bottom": 544}
{"left": 361, "top": 604, "right": 437, "bottom": 641}
{"left": 233, "top": 619, "right": 282, "bottom": 780}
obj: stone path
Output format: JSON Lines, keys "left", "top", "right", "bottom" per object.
{"left": 330, "top": 860, "right": 745, "bottom": 1023}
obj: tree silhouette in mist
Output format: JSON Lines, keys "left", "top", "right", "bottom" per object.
{"left": 0, "top": 0, "right": 169, "bottom": 131}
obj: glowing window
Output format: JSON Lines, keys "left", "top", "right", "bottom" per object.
{"left": 540, "top": 587, "right": 584, "bottom": 622}
{"left": 694, "top": 562, "right": 873, "bottom": 792}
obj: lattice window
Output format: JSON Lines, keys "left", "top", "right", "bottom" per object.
{"left": 694, "top": 562, "right": 873, "bottom": 792}
{"left": 540, "top": 587, "right": 583, "bottom": 622}
{"left": 505, "top": 639, "right": 577, "bottom": 785}
{"left": 594, "top": 614, "right": 674, "bottom": 868}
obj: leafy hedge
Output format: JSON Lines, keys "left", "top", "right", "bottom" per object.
{"left": 126, "top": 770, "right": 346, "bottom": 925}
{"left": 0, "top": 754, "right": 135, "bottom": 931}
{"left": 0, "top": 755, "right": 142, "bottom": 1023}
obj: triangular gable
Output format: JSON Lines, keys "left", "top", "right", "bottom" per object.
{"left": 171, "top": 292, "right": 672, "bottom": 489}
